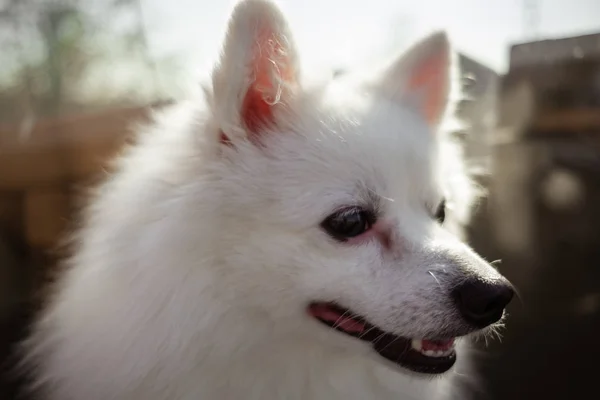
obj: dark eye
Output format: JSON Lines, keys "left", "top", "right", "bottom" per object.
{"left": 321, "top": 207, "right": 374, "bottom": 241}
{"left": 434, "top": 199, "right": 446, "bottom": 224}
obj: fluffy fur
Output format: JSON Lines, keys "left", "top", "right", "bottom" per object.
{"left": 21, "top": 1, "right": 508, "bottom": 399}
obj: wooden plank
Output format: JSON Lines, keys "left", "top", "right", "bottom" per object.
{"left": 0, "top": 105, "right": 159, "bottom": 190}
{"left": 23, "top": 188, "right": 70, "bottom": 250}
{"left": 0, "top": 193, "right": 23, "bottom": 240}
{"left": 533, "top": 108, "right": 600, "bottom": 131}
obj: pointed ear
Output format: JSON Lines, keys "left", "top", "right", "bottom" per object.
{"left": 210, "top": 0, "right": 299, "bottom": 144}
{"left": 376, "top": 32, "right": 452, "bottom": 129}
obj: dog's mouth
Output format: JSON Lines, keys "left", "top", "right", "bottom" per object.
{"left": 307, "top": 302, "right": 456, "bottom": 374}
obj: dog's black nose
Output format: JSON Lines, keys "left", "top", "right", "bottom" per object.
{"left": 453, "top": 278, "right": 514, "bottom": 328}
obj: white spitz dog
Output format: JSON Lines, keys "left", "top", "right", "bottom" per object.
{"left": 22, "top": 1, "right": 513, "bottom": 399}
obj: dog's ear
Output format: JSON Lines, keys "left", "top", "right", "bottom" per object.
{"left": 211, "top": 0, "right": 299, "bottom": 144}
{"left": 376, "top": 32, "right": 452, "bottom": 129}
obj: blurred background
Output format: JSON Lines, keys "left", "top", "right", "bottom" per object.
{"left": 0, "top": 0, "right": 599, "bottom": 399}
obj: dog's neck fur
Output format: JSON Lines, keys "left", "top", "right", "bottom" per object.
{"left": 172, "top": 335, "right": 448, "bottom": 400}
{"left": 151, "top": 305, "right": 448, "bottom": 400}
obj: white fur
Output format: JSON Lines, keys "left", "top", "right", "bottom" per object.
{"left": 21, "top": 1, "right": 506, "bottom": 399}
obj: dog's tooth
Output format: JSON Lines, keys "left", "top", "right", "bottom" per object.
{"left": 440, "top": 348, "right": 453, "bottom": 357}
{"left": 411, "top": 339, "right": 422, "bottom": 352}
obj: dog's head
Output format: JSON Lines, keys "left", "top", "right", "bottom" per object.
{"left": 200, "top": 0, "right": 513, "bottom": 375}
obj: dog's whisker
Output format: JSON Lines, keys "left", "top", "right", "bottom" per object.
{"left": 372, "top": 332, "right": 388, "bottom": 345}
{"left": 512, "top": 285, "right": 525, "bottom": 305}
{"left": 332, "top": 310, "right": 353, "bottom": 330}
{"left": 428, "top": 270, "right": 442, "bottom": 288}
{"left": 357, "top": 325, "right": 378, "bottom": 340}
{"left": 378, "top": 335, "right": 404, "bottom": 355}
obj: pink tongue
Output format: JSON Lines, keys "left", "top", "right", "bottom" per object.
{"left": 309, "top": 304, "right": 367, "bottom": 333}
{"left": 422, "top": 339, "right": 454, "bottom": 351}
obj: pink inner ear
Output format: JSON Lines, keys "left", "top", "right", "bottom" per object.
{"left": 407, "top": 49, "right": 448, "bottom": 126}
{"left": 241, "top": 27, "right": 295, "bottom": 136}
{"left": 241, "top": 84, "right": 275, "bottom": 135}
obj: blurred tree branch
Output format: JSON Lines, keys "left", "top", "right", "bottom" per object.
{"left": 0, "top": 0, "right": 180, "bottom": 130}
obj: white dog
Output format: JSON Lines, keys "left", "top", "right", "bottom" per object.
{"left": 21, "top": 1, "right": 513, "bottom": 399}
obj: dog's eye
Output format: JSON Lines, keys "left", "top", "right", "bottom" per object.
{"left": 434, "top": 199, "right": 446, "bottom": 224}
{"left": 321, "top": 207, "right": 374, "bottom": 241}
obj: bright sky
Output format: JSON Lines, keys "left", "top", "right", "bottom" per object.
{"left": 140, "top": 0, "right": 600, "bottom": 78}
